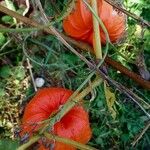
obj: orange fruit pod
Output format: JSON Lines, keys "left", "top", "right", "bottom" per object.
{"left": 20, "top": 88, "right": 92, "bottom": 150}
{"left": 63, "top": 0, "right": 126, "bottom": 45}
{"left": 63, "top": 0, "right": 93, "bottom": 41}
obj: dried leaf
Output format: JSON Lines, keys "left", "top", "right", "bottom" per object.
{"left": 104, "top": 83, "right": 117, "bottom": 119}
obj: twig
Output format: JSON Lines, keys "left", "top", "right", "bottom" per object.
{"left": 104, "top": 0, "right": 150, "bottom": 27}
{"left": 17, "top": 131, "right": 98, "bottom": 150}
{"left": 105, "top": 57, "right": 150, "bottom": 89}
{"left": 44, "top": 132, "right": 98, "bottom": 150}
{"left": 0, "top": 49, "right": 17, "bottom": 56}
{"left": 131, "top": 121, "right": 150, "bottom": 147}
{"left": 17, "top": 135, "right": 40, "bottom": 150}
{"left": 133, "top": 88, "right": 150, "bottom": 107}
{"left": 135, "top": 27, "right": 150, "bottom": 80}
{"left": 0, "top": 39, "right": 12, "bottom": 52}
{"left": 0, "top": 6, "right": 150, "bottom": 89}
{"left": 26, "top": 58, "right": 37, "bottom": 92}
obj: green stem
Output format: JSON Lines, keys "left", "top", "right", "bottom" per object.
{"left": 44, "top": 132, "right": 98, "bottom": 150}
{"left": 0, "top": 27, "right": 38, "bottom": 32}
{"left": 17, "top": 135, "right": 40, "bottom": 150}
{"left": 0, "top": 49, "right": 18, "bottom": 56}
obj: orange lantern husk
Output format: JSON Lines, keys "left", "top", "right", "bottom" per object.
{"left": 63, "top": 0, "right": 126, "bottom": 46}
{"left": 20, "top": 88, "right": 92, "bottom": 150}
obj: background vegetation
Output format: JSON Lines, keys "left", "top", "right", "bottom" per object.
{"left": 0, "top": 0, "right": 150, "bottom": 149}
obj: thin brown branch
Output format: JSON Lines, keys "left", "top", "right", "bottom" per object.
{"left": 105, "top": 57, "right": 150, "bottom": 89}
{"left": 0, "top": 5, "right": 150, "bottom": 89}
{"left": 104, "top": 0, "right": 150, "bottom": 27}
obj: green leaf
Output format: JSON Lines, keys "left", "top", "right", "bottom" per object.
{"left": 0, "top": 140, "right": 19, "bottom": 150}
{"left": 0, "top": 33, "right": 6, "bottom": 46}
{"left": 95, "top": 137, "right": 103, "bottom": 145}
{"left": 62, "top": 53, "right": 80, "bottom": 66}
{"left": 141, "top": 7, "right": 150, "bottom": 21}
{"left": 14, "top": 66, "right": 25, "bottom": 80}
{"left": 1, "top": 16, "right": 14, "bottom": 24}
{"left": 121, "top": 134, "right": 130, "bottom": 142}
{"left": 0, "top": 65, "right": 12, "bottom": 78}
{"left": 0, "top": 88, "right": 5, "bottom": 97}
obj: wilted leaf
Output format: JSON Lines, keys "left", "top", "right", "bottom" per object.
{"left": 104, "top": 83, "right": 117, "bottom": 119}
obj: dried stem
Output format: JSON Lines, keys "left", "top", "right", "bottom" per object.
{"left": 17, "top": 135, "right": 40, "bottom": 150}
{"left": 17, "top": 131, "right": 98, "bottom": 150}
{"left": 44, "top": 132, "right": 98, "bottom": 150}
{"left": 90, "top": 0, "right": 102, "bottom": 59}
{"left": 105, "top": 57, "right": 150, "bottom": 89}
